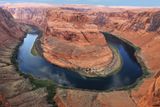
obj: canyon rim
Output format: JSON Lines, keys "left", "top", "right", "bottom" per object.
{"left": 0, "top": 1, "right": 160, "bottom": 107}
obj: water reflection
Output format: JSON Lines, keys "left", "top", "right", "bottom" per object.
{"left": 17, "top": 33, "right": 143, "bottom": 90}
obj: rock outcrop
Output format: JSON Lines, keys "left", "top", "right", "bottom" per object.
{"left": 43, "top": 30, "right": 114, "bottom": 76}
{"left": 0, "top": 8, "right": 50, "bottom": 107}
{"left": 44, "top": 29, "right": 112, "bottom": 68}
{"left": 2, "top": 4, "right": 160, "bottom": 107}
{"left": 54, "top": 88, "right": 137, "bottom": 107}
{"left": 48, "top": 7, "right": 160, "bottom": 107}
{"left": 0, "top": 8, "right": 23, "bottom": 43}
{"left": 42, "top": 8, "right": 115, "bottom": 77}
{"left": 4, "top": 6, "right": 48, "bottom": 30}
{"left": 4, "top": 5, "right": 117, "bottom": 77}
{"left": 147, "top": 11, "right": 160, "bottom": 32}
{"left": 139, "top": 72, "right": 160, "bottom": 107}
{"left": 0, "top": 94, "right": 11, "bottom": 107}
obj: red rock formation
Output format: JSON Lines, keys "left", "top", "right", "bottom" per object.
{"left": 0, "top": 7, "right": 50, "bottom": 107}
{"left": 41, "top": 8, "right": 122, "bottom": 77}
{"left": 54, "top": 88, "right": 137, "bottom": 107}
{"left": 2, "top": 4, "right": 160, "bottom": 107}
{"left": 4, "top": 6, "right": 48, "bottom": 30}
{"left": 148, "top": 11, "right": 160, "bottom": 31}
{"left": 0, "top": 94, "right": 11, "bottom": 107}
{"left": 0, "top": 8, "right": 23, "bottom": 45}
{"left": 48, "top": 7, "right": 160, "bottom": 107}
{"left": 43, "top": 30, "right": 113, "bottom": 72}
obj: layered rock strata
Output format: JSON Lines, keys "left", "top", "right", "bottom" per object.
{"left": 41, "top": 8, "right": 124, "bottom": 77}
{"left": 42, "top": 30, "right": 116, "bottom": 77}
{"left": 2, "top": 4, "right": 160, "bottom": 107}
{"left": 4, "top": 5, "right": 119, "bottom": 77}
{"left": 49, "top": 7, "right": 160, "bottom": 107}
{"left": 4, "top": 6, "right": 48, "bottom": 31}
{"left": 0, "top": 8, "right": 50, "bottom": 107}
{"left": 54, "top": 88, "right": 137, "bottom": 107}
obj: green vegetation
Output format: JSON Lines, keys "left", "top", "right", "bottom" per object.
{"left": 107, "top": 43, "right": 123, "bottom": 75}
{"left": 31, "top": 43, "right": 39, "bottom": 56}
{"left": 103, "top": 32, "right": 150, "bottom": 91}
{"left": 10, "top": 28, "right": 151, "bottom": 107}
{"left": 23, "top": 75, "right": 57, "bottom": 107}
{"left": 71, "top": 41, "right": 122, "bottom": 78}
{"left": 11, "top": 33, "right": 57, "bottom": 107}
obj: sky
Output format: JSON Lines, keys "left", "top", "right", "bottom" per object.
{"left": 0, "top": 0, "right": 160, "bottom": 7}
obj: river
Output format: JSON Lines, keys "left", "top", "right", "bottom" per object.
{"left": 17, "top": 32, "right": 143, "bottom": 90}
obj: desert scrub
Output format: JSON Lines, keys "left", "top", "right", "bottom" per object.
{"left": 11, "top": 29, "right": 57, "bottom": 107}
{"left": 31, "top": 42, "right": 39, "bottom": 56}
{"left": 25, "top": 75, "right": 57, "bottom": 106}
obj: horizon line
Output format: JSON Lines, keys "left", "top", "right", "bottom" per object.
{"left": 1, "top": 2, "right": 160, "bottom": 8}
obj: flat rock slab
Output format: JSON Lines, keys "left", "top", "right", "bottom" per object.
{"left": 54, "top": 88, "right": 137, "bottom": 107}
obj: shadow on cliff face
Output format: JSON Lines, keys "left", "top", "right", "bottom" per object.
{"left": 147, "top": 11, "right": 160, "bottom": 32}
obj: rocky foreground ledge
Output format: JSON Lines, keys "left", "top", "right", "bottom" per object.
{"left": 0, "top": 8, "right": 50, "bottom": 107}
{"left": 1, "top": 4, "right": 160, "bottom": 107}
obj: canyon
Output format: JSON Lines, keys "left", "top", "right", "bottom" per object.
{"left": 0, "top": 7, "right": 50, "bottom": 107}
{"left": 0, "top": 3, "right": 160, "bottom": 107}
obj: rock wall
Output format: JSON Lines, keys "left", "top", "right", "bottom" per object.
{"left": 5, "top": 6, "right": 117, "bottom": 77}
{"left": 42, "top": 8, "right": 115, "bottom": 77}
{"left": 50, "top": 7, "right": 160, "bottom": 107}
{"left": 139, "top": 72, "right": 160, "bottom": 107}
{"left": 0, "top": 8, "right": 50, "bottom": 107}
{"left": 4, "top": 7, "right": 48, "bottom": 31}
{"left": 54, "top": 88, "right": 137, "bottom": 107}
{"left": 0, "top": 8, "right": 23, "bottom": 44}
{"left": 2, "top": 4, "right": 160, "bottom": 107}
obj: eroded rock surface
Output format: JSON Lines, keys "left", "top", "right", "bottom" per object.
{"left": 42, "top": 8, "right": 115, "bottom": 77}
{"left": 2, "top": 4, "right": 160, "bottom": 107}
{"left": 47, "top": 7, "right": 160, "bottom": 107}
{"left": 54, "top": 88, "right": 137, "bottom": 107}
{"left": 4, "top": 5, "right": 117, "bottom": 77}
{"left": 4, "top": 6, "right": 48, "bottom": 30}
{"left": 0, "top": 8, "right": 50, "bottom": 107}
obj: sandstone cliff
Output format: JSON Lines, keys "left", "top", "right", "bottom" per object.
{"left": 49, "top": 7, "right": 160, "bottom": 107}
{"left": 0, "top": 8, "right": 50, "bottom": 107}
{"left": 0, "top": 8, "right": 23, "bottom": 44}
{"left": 138, "top": 72, "right": 160, "bottom": 107}
{"left": 2, "top": 4, "right": 160, "bottom": 107}
{"left": 42, "top": 9, "right": 114, "bottom": 76}
{"left": 4, "top": 6, "right": 48, "bottom": 31}
{"left": 4, "top": 5, "right": 117, "bottom": 77}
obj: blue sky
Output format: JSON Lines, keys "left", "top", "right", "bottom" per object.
{"left": 0, "top": 0, "right": 160, "bottom": 6}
